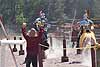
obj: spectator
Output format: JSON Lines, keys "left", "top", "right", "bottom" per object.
{"left": 22, "top": 22, "right": 44, "bottom": 67}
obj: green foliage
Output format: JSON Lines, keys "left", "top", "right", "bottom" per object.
{"left": 16, "top": 13, "right": 26, "bottom": 24}
{"left": 15, "top": 0, "right": 26, "bottom": 25}
{"left": 0, "top": 0, "right": 100, "bottom": 27}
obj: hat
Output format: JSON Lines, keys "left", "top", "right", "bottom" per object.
{"left": 31, "top": 28, "right": 37, "bottom": 32}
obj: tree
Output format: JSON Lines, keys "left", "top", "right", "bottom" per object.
{"left": 15, "top": 0, "right": 26, "bottom": 25}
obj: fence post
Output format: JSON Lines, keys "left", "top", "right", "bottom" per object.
{"left": 61, "top": 36, "right": 69, "bottom": 62}
{"left": 13, "top": 37, "right": 17, "bottom": 52}
{"left": 91, "top": 45, "right": 97, "bottom": 67}
{"left": 50, "top": 36, "right": 52, "bottom": 47}
{"left": 19, "top": 37, "right": 24, "bottom": 55}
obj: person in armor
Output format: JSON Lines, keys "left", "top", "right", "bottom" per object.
{"left": 33, "top": 10, "right": 49, "bottom": 54}
{"left": 76, "top": 9, "right": 94, "bottom": 54}
{"left": 34, "top": 10, "right": 48, "bottom": 38}
{"left": 83, "top": 9, "right": 94, "bottom": 31}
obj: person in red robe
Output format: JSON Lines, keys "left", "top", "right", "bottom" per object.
{"left": 22, "top": 23, "right": 44, "bottom": 67}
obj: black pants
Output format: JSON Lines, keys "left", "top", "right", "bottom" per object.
{"left": 25, "top": 55, "right": 37, "bottom": 67}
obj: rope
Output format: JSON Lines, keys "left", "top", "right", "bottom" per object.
{"left": 39, "top": 44, "right": 100, "bottom": 50}
{"left": 63, "top": 45, "right": 97, "bottom": 50}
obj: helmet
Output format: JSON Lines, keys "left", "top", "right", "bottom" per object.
{"left": 36, "top": 21, "right": 44, "bottom": 27}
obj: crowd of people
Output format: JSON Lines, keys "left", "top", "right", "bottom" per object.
{"left": 21, "top": 9, "right": 98, "bottom": 67}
